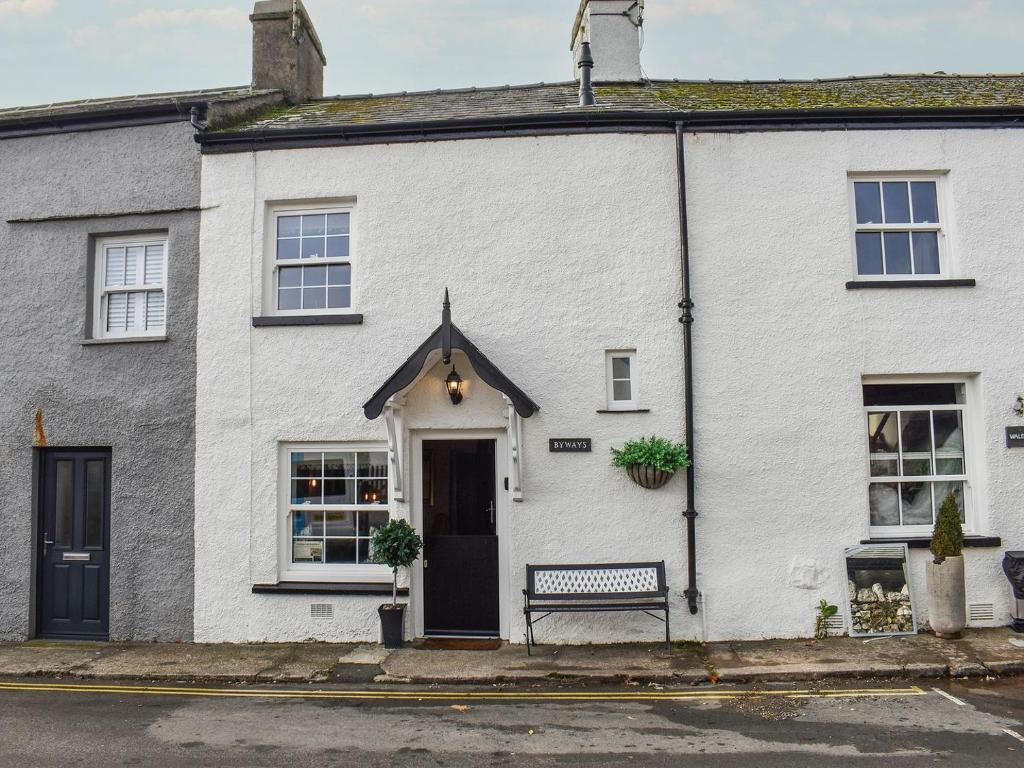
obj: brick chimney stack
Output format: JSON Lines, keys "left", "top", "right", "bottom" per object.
{"left": 251, "top": 0, "right": 326, "bottom": 102}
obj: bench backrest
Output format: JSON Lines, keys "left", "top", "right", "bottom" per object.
{"left": 526, "top": 561, "right": 667, "bottom": 600}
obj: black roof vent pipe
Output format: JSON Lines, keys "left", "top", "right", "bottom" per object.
{"left": 578, "top": 42, "right": 596, "bottom": 106}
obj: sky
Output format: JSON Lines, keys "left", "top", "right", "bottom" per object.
{"left": 1, "top": 0, "right": 1023, "bottom": 108}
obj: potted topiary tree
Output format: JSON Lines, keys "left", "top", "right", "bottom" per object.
{"left": 370, "top": 519, "right": 423, "bottom": 648}
{"left": 927, "top": 491, "right": 966, "bottom": 639}
{"left": 611, "top": 435, "right": 691, "bottom": 490}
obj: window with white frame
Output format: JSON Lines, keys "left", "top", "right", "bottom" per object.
{"left": 851, "top": 177, "right": 946, "bottom": 278}
{"left": 864, "top": 382, "right": 969, "bottom": 535}
{"left": 285, "top": 447, "right": 389, "bottom": 574}
{"left": 93, "top": 236, "right": 167, "bottom": 338}
{"left": 273, "top": 209, "right": 352, "bottom": 313}
{"left": 605, "top": 350, "right": 638, "bottom": 410}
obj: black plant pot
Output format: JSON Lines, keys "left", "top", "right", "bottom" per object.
{"left": 378, "top": 604, "right": 406, "bottom": 648}
{"left": 626, "top": 464, "right": 674, "bottom": 489}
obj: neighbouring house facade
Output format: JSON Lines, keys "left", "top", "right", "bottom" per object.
{"left": 190, "top": 0, "right": 1024, "bottom": 643}
{"left": 0, "top": 12, "right": 290, "bottom": 640}
{"left": 3, "top": 0, "right": 1023, "bottom": 646}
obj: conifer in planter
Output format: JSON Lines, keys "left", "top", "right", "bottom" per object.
{"left": 370, "top": 519, "right": 423, "bottom": 648}
{"left": 927, "top": 491, "right": 966, "bottom": 639}
{"left": 611, "top": 436, "right": 691, "bottom": 489}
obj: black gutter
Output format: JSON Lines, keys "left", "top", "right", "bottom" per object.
{"left": 675, "top": 121, "right": 699, "bottom": 617}
{"left": 0, "top": 101, "right": 213, "bottom": 140}
{"left": 198, "top": 104, "right": 1024, "bottom": 154}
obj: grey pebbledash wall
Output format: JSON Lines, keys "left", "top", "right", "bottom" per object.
{"left": 0, "top": 121, "right": 200, "bottom": 641}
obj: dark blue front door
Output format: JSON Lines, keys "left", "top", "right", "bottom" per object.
{"left": 37, "top": 450, "right": 110, "bottom": 639}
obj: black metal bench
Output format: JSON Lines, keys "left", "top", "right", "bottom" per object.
{"left": 522, "top": 561, "right": 670, "bottom": 654}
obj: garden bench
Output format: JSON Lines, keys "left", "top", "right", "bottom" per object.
{"left": 522, "top": 561, "right": 670, "bottom": 654}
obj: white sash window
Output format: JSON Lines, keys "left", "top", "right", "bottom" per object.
{"left": 864, "top": 381, "right": 973, "bottom": 537}
{"left": 279, "top": 443, "right": 392, "bottom": 582}
{"left": 94, "top": 236, "right": 168, "bottom": 339}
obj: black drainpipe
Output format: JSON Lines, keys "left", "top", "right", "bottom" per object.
{"left": 675, "top": 121, "right": 699, "bottom": 616}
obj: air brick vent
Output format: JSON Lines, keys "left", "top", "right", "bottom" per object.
{"left": 967, "top": 602, "right": 995, "bottom": 624}
{"left": 825, "top": 614, "right": 846, "bottom": 633}
{"left": 310, "top": 603, "right": 333, "bottom": 620}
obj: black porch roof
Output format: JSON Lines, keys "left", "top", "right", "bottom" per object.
{"left": 363, "top": 292, "right": 539, "bottom": 420}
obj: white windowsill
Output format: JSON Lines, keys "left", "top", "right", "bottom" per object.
{"left": 82, "top": 335, "right": 168, "bottom": 346}
{"left": 281, "top": 567, "right": 392, "bottom": 584}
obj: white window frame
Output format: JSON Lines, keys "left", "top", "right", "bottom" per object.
{"left": 847, "top": 173, "right": 952, "bottom": 281}
{"left": 277, "top": 442, "right": 392, "bottom": 583}
{"left": 605, "top": 350, "right": 639, "bottom": 411}
{"left": 92, "top": 235, "right": 168, "bottom": 339}
{"left": 267, "top": 204, "right": 356, "bottom": 317}
{"left": 863, "top": 377, "right": 977, "bottom": 538}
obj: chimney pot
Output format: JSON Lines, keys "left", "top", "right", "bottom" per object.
{"left": 251, "top": 0, "right": 326, "bottom": 102}
{"left": 578, "top": 42, "right": 596, "bottom": 106}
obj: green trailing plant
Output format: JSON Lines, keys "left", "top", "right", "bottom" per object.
{"left": 611, "top": 436, "right": 691, "bottom": 473}
{"left": 370, "top": 519, "right": 423, "bottom": 608}
{"left": 814, "top": 599, "right": 839, "bottom": 639}
{"left": 930, "top": 491, "right": 964, "bottom": 565}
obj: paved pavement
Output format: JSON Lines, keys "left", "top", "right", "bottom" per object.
{"left": 5, "top": 627, "right": 1024, "bottom": 685}
{"left": 1, "top": 677, "right": 1023, "bottom": 766}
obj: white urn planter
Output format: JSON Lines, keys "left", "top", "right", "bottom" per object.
{"left": 926, "top": 555, "right": 966, "bottom": 639}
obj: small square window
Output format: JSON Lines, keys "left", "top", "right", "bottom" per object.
{"left": 850, "top": 177, "right": 948, "bottom": 279}
{"left": 605, "top": 350, "right": 638, "bottom": 410}
{"left": 93, "top": 236, "right": 168, "bottom": 339}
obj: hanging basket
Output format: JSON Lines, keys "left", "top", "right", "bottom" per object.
{"left": 626, "top": 464, "right": 674, "bottom": 489}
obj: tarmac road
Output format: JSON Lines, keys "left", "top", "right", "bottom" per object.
{"left": 1, "top": 677, "right": 1023, "bottom": 766}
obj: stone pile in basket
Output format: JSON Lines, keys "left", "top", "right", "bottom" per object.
{"left": 848, "top": 581, "right": 914, "bottom": 634}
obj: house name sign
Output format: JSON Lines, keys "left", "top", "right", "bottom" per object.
{"left": 1007, "top": 427, "right": 1024, "bottom": 448}
{"left": 549, "top": 438, "right": 592, "bottom": 453}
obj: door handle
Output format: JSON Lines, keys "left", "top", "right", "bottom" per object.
{"left": 488, "top": 501, "right": 495, "bottom": 526}
{"left": 42, "top": 533, "right": 54, "bottom": 557}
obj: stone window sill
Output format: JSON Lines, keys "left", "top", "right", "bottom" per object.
{"left": 81, "top": 335, "right": 168, "bottom": 346}
{"left": 846, "top": 279, "right": 976, "bottom": 290}
{"left": 596, "top": 408, "right": 651, "bottom": 414}
{"left": 859, "top": 536, "right": 1001, "bottom": 549}
{"left": 251, "top": 581, "right": 405, "bottom": 596}
{"left": 252, "top": 314, "right": 364, "bottom": 327}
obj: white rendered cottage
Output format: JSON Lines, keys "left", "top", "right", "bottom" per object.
{"left": 192, "top": 0, "right": 1024, "bottom": 643}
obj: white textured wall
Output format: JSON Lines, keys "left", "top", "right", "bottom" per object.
{"left": 195, "top": 133, "right": 690, "bottom": 643}
{"left": 197, "top": 126, "right": 1024, "bottom": 644}
{"left": 685, "top": 129, "right": 1024, "bottom": 639}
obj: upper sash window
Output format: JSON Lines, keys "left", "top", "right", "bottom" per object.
{"left": 272, "top": 208, "right": 353, "bottom": 314}
{"left": 850, "top": 177, "right": 948, "bottom": 279}
{"left": 93, "top": 236, "right": 168, "bottom": 339}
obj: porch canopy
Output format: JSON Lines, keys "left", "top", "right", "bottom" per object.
{"left": 362, "top": 289, "right": 539, "bottom": 420}
{"left": 362, "top": 290, "right": 538, "bottom": 502}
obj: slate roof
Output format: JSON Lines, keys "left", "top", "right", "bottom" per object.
{"left": 222, "top": 74, "right": 1024, "bottom": 133}
{"left": 0, "top": 86, "right": 277, "bottom": 129}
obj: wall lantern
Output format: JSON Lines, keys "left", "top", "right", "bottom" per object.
{"left": 1014, "top": 394, "right": 1024, "bottom": 417}
{"left": 445, "top": 366, "right": 464, "bottom": 405}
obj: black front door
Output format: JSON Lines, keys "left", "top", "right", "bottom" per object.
{"left": 37, "top": 450, "right": 110, "bottom": 639}
{"left": 422, "top": 439, "right": 499, "bottom": 636}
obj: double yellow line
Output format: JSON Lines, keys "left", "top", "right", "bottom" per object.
{"left": 0, "top": 680, "right": 926, "bottom": 702}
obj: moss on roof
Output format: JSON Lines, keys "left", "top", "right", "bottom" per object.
{"left": 217, "top": 74, "right": 1024, "bottom": 134}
